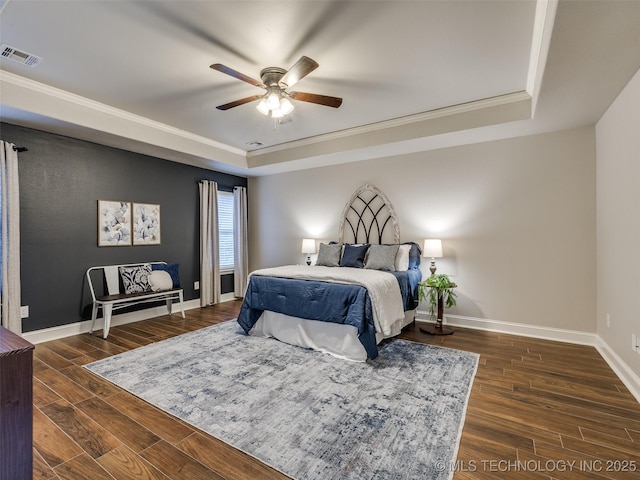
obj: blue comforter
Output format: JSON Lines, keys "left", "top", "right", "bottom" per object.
{"left": 237, "top": 269, "right": 421, "bottom": 360}
{"left": 391, "top": 268, "right": 422, "bottom": 311}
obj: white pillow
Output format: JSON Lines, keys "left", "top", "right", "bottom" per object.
{"left": 395, "top": 244, "right": 411, "bottom": 271}
{"left": 148, "top": 270, "right": 173, "bottom": 292}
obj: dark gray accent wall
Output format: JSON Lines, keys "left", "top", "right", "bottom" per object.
{"left": 1, "top": 123, "right": 247, "bottom": 333}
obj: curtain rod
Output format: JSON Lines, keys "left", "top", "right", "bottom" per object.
{"left": 12, "top": 146, "right": 28, "bottom": 152}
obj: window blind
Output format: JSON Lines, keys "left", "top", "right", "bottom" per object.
{"left": 217, "top": 191, "right": 234, "bottom": 271}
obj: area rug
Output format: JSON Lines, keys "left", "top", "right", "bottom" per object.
{"left": 85, "top": 321, "right": 479, "bottom": 480}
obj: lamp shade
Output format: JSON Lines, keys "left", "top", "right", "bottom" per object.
{"left": 423, "top": 239, "right": 443, "bottom": 258}
{"left": 267, "top": 92, "right": 280, "bottom": 110}
{"left": 280, "top": 97, "right": 294, "bottom": 114}
{"left": 256, "top": 98, "right": 270, "bottom": 115}
{"left": 301, "top": 238, "right": 316, "bottom": 254}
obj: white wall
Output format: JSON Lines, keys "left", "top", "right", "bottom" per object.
{"left": 596, "top": 67, "right": 640, "bottom": 379}
{"left": 249, "top": 127, "right": 596, "bottom": 332}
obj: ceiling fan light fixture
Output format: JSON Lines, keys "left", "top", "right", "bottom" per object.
{"left": 267, "top": 92, "right": 280, "bottom": 110}
{"left": 256, "top": 92, "right": 294, "bottom": 118}
{"left": 256, "top": 98, "right": 270, "bottom": 115}
{"left": 279, "top": 97, "right": 294, "bottom": 115}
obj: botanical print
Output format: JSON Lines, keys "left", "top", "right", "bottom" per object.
{"left": 133, "top": 203, "right": 161, "bottom": 245}
{"left": 98, "top": 200, "right": 131, "bottom": 246}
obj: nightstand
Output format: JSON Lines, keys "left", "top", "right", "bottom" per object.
{"left": 420, "top": 283, "right": 457, "bottom": 335}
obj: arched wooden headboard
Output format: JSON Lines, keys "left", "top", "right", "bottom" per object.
{"left": 338, "top": 184, "right": 400, "bottom": 244}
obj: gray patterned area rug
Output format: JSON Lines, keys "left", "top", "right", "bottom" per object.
{"left": 85, "top": 321, "right": 479, "bottom": 480}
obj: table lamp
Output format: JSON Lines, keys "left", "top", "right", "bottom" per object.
{"left": 423, "top": 239, "right": 443, "bottom": 274}
{"left": 301, "top": 238, "right": 316, "bottom": 266}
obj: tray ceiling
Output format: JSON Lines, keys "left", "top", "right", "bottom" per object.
{"left": 1, "top": 1, "right": 639, "bottom": 175}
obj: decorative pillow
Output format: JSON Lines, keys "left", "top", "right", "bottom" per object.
{"left": 405, "top": 242, "right": 422, "bottom": 269}
{"left": 340, "top": 243, "right": 370, "bottom": 268}
{"left": 316, "top": 243, "right": 342, "bottom": 267}
{"left": 395, "top": 244, "right": 411, "bottom": 271}
{"left": 119, "top": 264, "right": 152, "bottom": 294}
{"left": 148, "top": 270, "right": 173, "bottom": 292}
{"left": 151, "top": 263, "right": 181, "bottom": 288}
{"left": 365, "top": 244, "right": 400, "bottom": 271}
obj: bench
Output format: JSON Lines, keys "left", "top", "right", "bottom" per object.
{"left": 86, "top": 262, "right": 184, "bottom": 338}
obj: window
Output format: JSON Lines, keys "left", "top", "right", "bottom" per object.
{"left": 217, "top": 191, "right": 234, "bottom": 271}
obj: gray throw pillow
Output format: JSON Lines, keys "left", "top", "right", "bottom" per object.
{"left": 315, "top": 243, "right": 342, "bottom": 267}
{"left": 365, "top": 244, "right": 400, "bottom": 271}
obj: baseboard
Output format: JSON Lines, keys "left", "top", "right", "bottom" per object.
{"left": 23, "top": 295, "right": 238, "bottom": 344}
{"left": 595, "top": 338, "right": 640, "bottom": 404}
{"left": 220, "top": 292, "right": 238, "bottom": 303}
{"left": 416, "top": 311, "right": 640, "bottom": 404}
{"left": 417, "top": 311, "right": 598, "bottom": 345}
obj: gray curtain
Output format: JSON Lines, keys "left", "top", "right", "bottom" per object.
{"left": 233, "top": 186, "right": 248, "bottom": 297}
{"left": 199, "top": 180, "right": 220, "bottom": 306}
{"left": 0, "top": 141, "right": 22, "bottom": 334}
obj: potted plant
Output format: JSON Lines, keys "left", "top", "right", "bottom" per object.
{"left": 418, "top": 273, "right": 457, "bottom": 332}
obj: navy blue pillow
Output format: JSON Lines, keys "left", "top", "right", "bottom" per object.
{"left": 403, "top": 242, "right": 422, "bottom": 269}
{"left": 152, "top": 263, "right": 181, "bottom": 288}
{"left": 340, "top": 244, "right": 370, "bottom": 268}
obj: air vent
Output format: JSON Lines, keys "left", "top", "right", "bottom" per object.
{"left": 246, "top": 141, "right": 263, "bottom": 147}
{"left": 0, "top": 44, "right": 42, "bottom": 67}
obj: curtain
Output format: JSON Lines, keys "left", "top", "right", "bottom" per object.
{"left": 0, "top": 141, "right": 22, "bottom": 334}
{"left": 199, "top": 180, "right": 220, "bottom": 306}
{"left": 233, "top": 186, "right": 248, "bottom": 297}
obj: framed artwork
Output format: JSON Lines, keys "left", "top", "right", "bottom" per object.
{"left": 98, "top": 200, "right": 131, "bottom": 246}
{"left": 133, "top": 203, "right": 161, "bottom": 245}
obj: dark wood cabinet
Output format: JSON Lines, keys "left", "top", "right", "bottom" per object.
{"left": 0, "top": 326, "right": 34, "bottom": 480}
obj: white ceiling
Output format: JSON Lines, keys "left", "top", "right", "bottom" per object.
{"left": 1, "top": 1, "right": 640, "bottom": 176}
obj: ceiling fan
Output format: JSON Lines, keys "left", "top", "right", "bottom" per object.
{"left": 210, "top": 56, "right": 343, "bottom": 118}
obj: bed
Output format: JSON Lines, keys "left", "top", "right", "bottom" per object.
{"left": 237, "top": 184, "right": 422, "bottom": 361}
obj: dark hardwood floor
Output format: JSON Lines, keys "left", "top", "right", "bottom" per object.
{"left": 32, "top": 300, "right": 640, "bottom": 479}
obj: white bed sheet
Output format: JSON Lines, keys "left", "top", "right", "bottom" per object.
{"left": 249, "top": 309, "right": 416, "bottom": 362}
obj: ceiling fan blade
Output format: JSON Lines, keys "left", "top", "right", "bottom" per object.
{"left": 279, "top": 56, "right": 319, "bottom": 88}
{"left": 216, "top": 95, "right": 264, "bottom": 111}
{"left": 290, "top": 91, "right": 343, "bottom": 108}
{"left": 210, "top": 63, "right": 265, "bottom": 88}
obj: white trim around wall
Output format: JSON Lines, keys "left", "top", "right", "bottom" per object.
{"left": 23, "top": 293, "right": 237, "bottom": 345}
{"left": 421, "top": 312, "right": 598, "bottom": 345}
{"left": 595, "top": 339, "right": 640, "bottom": 405}
{"left": 416, "top": 311, "right": 640, "bottom": 403}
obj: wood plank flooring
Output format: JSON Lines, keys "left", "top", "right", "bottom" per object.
{"left": 32, "top": 301, "right": 640, "bottom": 479}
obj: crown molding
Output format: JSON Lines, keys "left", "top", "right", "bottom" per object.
{"left": 247, "top": 91, "right": 531, "bottom": 169}
{"left": 0, "top": 71, "right": 246, "bottom": 156}
{"left": 527, "top": 0, "right": 558, "bottom": 115}
{"left": 249, "top": 91, "right": 531, "bottom": 159}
